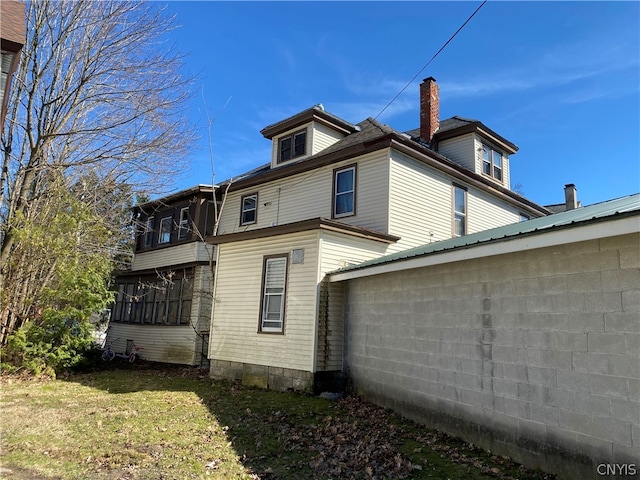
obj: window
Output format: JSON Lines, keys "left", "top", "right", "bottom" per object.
{"left": 278, "top": 129, "right": 306, "bottom": 163}
{"left": 144, "top": 216, "right": 154, "bottom": 247}
{"left": 178, "top": 207, "right": 189, "bottom": 239}
{"left": 453, "top": 185, "right": 467, "bottom": 237}
{"left": 259, "top": 255, "right": 288, "bottom": 333}
{"left": 333, "top": 165, "right": 356, "bottom": 218}
{"left": 482, "top": 145, "right": 503, "bottom": 181}
{"left": 240, "top": 193, "right": 258, "bottom": 225}
{"left": 111, "top": 273, "right": 194, "bottom": 325}
{"left": 158, "top": 217, "right": 172, "bottom": 244}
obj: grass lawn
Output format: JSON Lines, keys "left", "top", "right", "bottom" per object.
{"left": 0, "top": 364, "right": 554, "bottom": 479}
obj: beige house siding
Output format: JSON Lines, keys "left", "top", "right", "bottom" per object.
{"left": 311, "top": 121, "right": 346, "bottom": 155}
{"left": 438, "top": 133, "right": 475, "bottom": 172}
{"left": 210, "top": 231, "right": 320, "bottom": 372}
{"left": 217, "top": 150, "right": 390, "bottom": 235}
{"left": 132, "top": 242, "right": 213, "bottom": 271}
{"left": 316, "top": 232, "right": 391, "bottom": 371}
{"left": 467, "top": 188, "right": 521, "bottom": 234}
{"left": 106, "top": 324, "right": 199, "bottom": 365}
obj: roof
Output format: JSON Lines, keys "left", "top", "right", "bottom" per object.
{"left": 224, "top": 115, "right": 549, "bottom": 217}
{"left": 330, "top": 193, "right": 640, "bottom": 276}
{"left": 406, "top": 116, "right": 518, "bottom": 154}
{"left": 260, "top": 104, "right": 360, "bottom": 139}
{"left": 135, "top": 184, "right": 214, "bottom": 211}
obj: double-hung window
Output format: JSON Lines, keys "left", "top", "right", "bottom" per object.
{"left": 453, "top": 185, "right": 467, "bottom": 237}
{"left": 333, "top": 165, "right": 356, "bottom": 218}
{"left": 278, "top": 129, "right": 306, "bottom": 163}
{"left": 240, "top": 193, "right": 257, "bottom": 225}
{"left": 178, "top": 207, "right": 189, "bottom": 239}
{"left": 158, "top": 217, "right": 172, "bottom": 244}
{"left": 482, "top": 144, "right": 503, "bottom": 182}
{"left": 259, "top": 255, "right": 287, "bottom": 333}
{"left": 144, "top": 216, "right": 154, "bottom": 247}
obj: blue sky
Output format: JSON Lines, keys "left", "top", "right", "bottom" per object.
{"left": 162, "top": 1, "right": 639, "bottom": 208}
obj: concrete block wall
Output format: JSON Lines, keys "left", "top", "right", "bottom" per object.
{"left": 209, "top": 359, "right": 314, "bottom": 392}
{"left": 342, "top": 233, "right": 640, "bottom": 479}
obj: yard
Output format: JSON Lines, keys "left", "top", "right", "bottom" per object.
{"left": 0, "top": 364, "right": 554, "bottom": 480}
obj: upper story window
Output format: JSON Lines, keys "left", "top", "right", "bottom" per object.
{"left": 333, "top": 165, "right": 356, "bottom": 218}
{"left": 144, "top": 216, "right": 154, "bottom": 247}
{"left": 482, "top": 145, "right": 503, "bottom": 182}
{"left": 158, "top": 216, "right": 172, "bottom": 244}
{"left": 278, "top": 129, "right": 306, "bottom": 163}
{"left": 240, "top": 193, "right": 258, "bottom": 225}
{"left": 178, "top": 207, "right": 189, "bottom": 240}
{"left": 453, "top": 185, "right": 467, "bottom": 237}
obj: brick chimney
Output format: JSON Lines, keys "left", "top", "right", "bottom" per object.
{"left": 564, "top": 184, "right": 578, "bottom": 210}
{"left": 420, "top": 77, "right": 439, "bottom": 144}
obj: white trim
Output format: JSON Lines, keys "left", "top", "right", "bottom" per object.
{"left": 329, "top": 215, "right": 639, "bottom": 282}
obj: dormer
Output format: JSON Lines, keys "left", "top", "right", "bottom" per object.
{"left": 411, "top": 77, "right": 518, "bottom": 190}
{"left": 260, "top": 105, "right": 359, "bottom": 169}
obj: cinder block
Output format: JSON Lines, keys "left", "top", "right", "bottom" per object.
{"left": 552, "top": 293, "right": 586, "bottom": 313}
{"left": 584, "top": 292, "right": 623, "bottom": 313}
{"left": 243, "top": 363, "right": 268, "bottom": 388}
{"left": 602, "top": 269, "right": 640, "bottom": 292}
{"left": 539, "top": 275, "right": 568, "bottom": 294}
{"left": 604, "top": 312, "right": 640, "bottom": 333}
{"left": 622, "top": 290, "right": 640, "bottom": 312}
{"left": 610, "top": 398, "right": 640, "bottom": 424}
{"left": 525, "top": 295, "right": 554, "bottom": 313}
{"left": 493, "top": 345, "right": 518, "bottom": 363}
{"left": 558, "top": 409, "right": 591, "bottom": 435}
{"left": 613, "top": 443, "right": 640, "bottom": 465}
{"left": 517, "top": 382, "right": 543, "bottom": 404}
{"left": 620, "top": 248, "right": 640, "bottom": 269}
{"left": 626, "top": 334, "right": 640, "bottom": 355}
{"left": 493, "top": 378, "right": 518, "bottom": 398}
{"left": 543, "top": 387, "right": 575, "bottom": 410}
{"left": 529, "top": 403, "right": 560, "bottom": 425}
{"left": 557, "top": 370, "right": 591, "bottom": 393}
{"left": 504, "top": 397, "right": 531, "bottom": 418}
{"left": 575, "top": 394, "right": 610, "bottom": 418}
{"left": 566, "top": 271, "right": 602, "bottom": 293}
{"left": 633, "top": 424, "right": 640, "bottom": 446}
{"left": 528, "top": 366, "right": 558, "bottom": 387}
{"left": 555, "top": 332, "right": 588, "bottom": 352}
{"left": 588, "top": 332, "right": 627, "bottom": 354}
{"left": 541, "top": 349, "right": 573, "bottom": 370}
{"left": 590, "top": 416, "right": 633, "bottom": 445}
{"left": 590, "top": 373, "right": 629, "bottom": 399}
{"left": 524, "top": 330, "right": 555, "bottom": 349}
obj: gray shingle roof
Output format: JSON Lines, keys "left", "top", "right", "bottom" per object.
{"left": 331, "top": 193, "right": 640, "bottom": 275}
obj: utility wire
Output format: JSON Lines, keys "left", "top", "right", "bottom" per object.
{"left": 374, "top": 0, "right": 487, "bottom": 120}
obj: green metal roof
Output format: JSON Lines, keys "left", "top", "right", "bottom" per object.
{"left": 331, "top": 193, "right": 640, "bottom": 275}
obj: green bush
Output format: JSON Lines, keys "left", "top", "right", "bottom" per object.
{"left": 4, "top": 308, "right": 97, "bottom": 377}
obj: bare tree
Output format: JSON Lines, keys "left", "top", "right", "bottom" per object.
{"left": 0, "top": 0, "right": 196, "bottom": 345}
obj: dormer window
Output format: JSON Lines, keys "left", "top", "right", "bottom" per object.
{"left": 482, "top": 144, "right": 503, "bottom": 182}
{"left": 278, "top": 129, "right": 306, "bottom": 163}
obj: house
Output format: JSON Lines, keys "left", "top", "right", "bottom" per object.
{"left": 206, "top": 78, "right": 551, "bottom": 391}
{"left": 328, "top": 193, "right": 640, "bottom": 479}
{"left": 1, "top": 0, "right": 25, "bottom": 132}
{"left": 107, "top": 186, "right": 217, "bottom": 366}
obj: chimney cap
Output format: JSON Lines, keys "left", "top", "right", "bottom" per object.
{"left": 422, "top": 76, "right": 437, "bottom": 83}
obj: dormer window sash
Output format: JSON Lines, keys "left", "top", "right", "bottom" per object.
{"left": 482, "top": 144, "right": 503, "bottom": 182}
{"left": 278, "top": 129, "right": 306, "bottom": 163}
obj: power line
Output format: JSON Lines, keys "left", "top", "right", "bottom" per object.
{"left": 374, "top": 0, "right": 487, "bottom": 120}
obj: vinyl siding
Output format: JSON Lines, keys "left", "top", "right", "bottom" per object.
{"left": 104, "top": 324, "right": 200, "bottom": 365}
{"left": 217, "top": 150, "right": 390, "bottom": 235}
{"left": 467, "top": 187, "right": 520, "bottom": 233}
{"left": 388, "top": 151, "right": 454, "bottom": 251}
{"left": 311, "top": 121, "right": 346, "bottom": 155}
{"left": 438, "top": 134, "right": 475, "bottom": 171}
{"left": 210, "top": 231, "right": 320, "bottom": 372}
{"left": 389, "top": 150, "right": 521, "bottom": 251}
{"left": 132, "top": 242, "right": 214, "bottom": 271}
{"left": 316, "top": 231, "right": 392, "bottom": 371}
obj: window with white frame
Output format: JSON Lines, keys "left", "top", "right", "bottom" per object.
{"left": 453, "top": 185, "right": 467, "bottom": 237}
{"left": 178, "top": 207, "right": 189, "bottom": 239}
{"left": 259, "top": 255, "right": 287, "bottom": 333}
{"left": 240, "top": 193, "right": 257, "bottom": 225}
{"left": 144, "top": 216, "right": 154, "bottom": 247}
{"left": 278, "top": 129, "right": 306, "bottom": 163}
{"left": 482, "top": 144, "right": 503, "bottom": 181}
{"left": 333, "top": 165, "right": 356, "bottom": 218}
{"left": 158, "top": 216, "right": 172, "bottom": 244}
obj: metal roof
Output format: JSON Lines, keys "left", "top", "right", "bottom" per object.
{"left": 331, "top": 193, "right": 640, "bottom": 275}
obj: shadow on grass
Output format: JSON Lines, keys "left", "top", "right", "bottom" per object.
{"left": 61, "top": 361, "right": 555, "bottom": 480}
